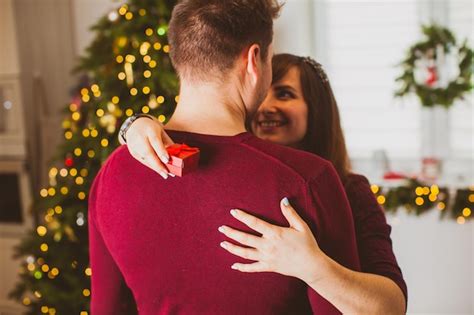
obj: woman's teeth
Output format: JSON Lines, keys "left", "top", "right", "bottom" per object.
{"left": 260, "top": 121, "right": 285, "bottom": 128}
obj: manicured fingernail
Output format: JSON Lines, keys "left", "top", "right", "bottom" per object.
{"left": 220, "top": 242, "right": 227, "bottom": 248}
{"left": 159, "top": 171, "right": 168, "bottom": 179}
{"left": 282, "top": 197, "right": 290, "bottom": 206}
{"left": 218, "top": 226, "right": 225, "bottom": 233}
{"left": 230, "top": 209, "right": 238, "bottom": 216}
{"left": 160, "top": 154, "right": 169, "bottom": 164}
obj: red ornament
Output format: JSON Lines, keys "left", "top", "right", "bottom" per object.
{"left": 426, "top": 65, "right": 438, "bottom": 87}
{"left": 65, "top": 157, "right": 74, "bottom": 167}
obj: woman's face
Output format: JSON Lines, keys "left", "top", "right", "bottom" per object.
{"left": 251, "top": 66, "right": 309, "bottom": 147}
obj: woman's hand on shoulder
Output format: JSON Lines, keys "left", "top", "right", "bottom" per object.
{"left": 126, "top": 117, "right": 174, "bottom": 179}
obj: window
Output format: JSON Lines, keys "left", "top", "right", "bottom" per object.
{"left": 318, "top": 0, "right": 421, "bottom": 159}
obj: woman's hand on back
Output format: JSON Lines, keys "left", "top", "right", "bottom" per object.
{"left": 125, "top": 117, "right": 175, "bottom": 179}
{"left": 218, "top": 197, "right": 326, "bottom": 285}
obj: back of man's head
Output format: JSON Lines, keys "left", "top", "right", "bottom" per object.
{"left": 168, "top": 0, "right": 282, "bottom": 82}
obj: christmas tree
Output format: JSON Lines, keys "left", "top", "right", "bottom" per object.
{"left": 10, "top": 0, "right": 178, "bottom": 313}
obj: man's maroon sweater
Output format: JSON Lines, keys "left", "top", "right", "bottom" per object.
{"left": 88, "top": 131, "right": 360, "bottom": 314}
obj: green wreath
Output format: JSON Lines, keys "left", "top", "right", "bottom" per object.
{"left": 395, "top": 24, "right": 473, "bottom": 108}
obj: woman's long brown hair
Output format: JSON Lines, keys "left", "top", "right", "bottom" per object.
{"left": 272, "top": 54, "right": 351, "bottom": 181}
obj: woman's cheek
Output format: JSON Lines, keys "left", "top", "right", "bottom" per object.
{"left": 299, "top": 124, "right": 308, "bottom": 141}
{"left": 293, "top": 115, "right": 308, "bottom": 143}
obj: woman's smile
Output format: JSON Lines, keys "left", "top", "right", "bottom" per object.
{"left": 257, "top": 117, "right": 289, "bottom": 131}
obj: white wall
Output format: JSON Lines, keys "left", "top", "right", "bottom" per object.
{"left": 72, "top": 0, "right": 121, "bottom": 56}
{"left": 0, "top": 0, "right": 20, "bottom": 75}
{"left": 273, "top": 0, "right": 315, "bottom": 56}
{"left": 389, "top": 211, "right": 473, "bottom": 314}
{"left": 447, "top": 1, "right": 473, "bottom": 160}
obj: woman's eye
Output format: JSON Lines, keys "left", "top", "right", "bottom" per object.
{"left": 276, "top": 90, "right": 294, "bottom": 99}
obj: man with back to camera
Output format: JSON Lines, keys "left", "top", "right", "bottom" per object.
{"left": 88, "top": 0, "right": 360, "bottom": 314}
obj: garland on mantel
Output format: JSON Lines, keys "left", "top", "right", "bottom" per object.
{"left": 371, "top": 179, "right": 473, "bottom": 224}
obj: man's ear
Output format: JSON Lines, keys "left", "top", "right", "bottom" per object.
{"left": 246, "top": 44, "right": 261, "bottom": 86}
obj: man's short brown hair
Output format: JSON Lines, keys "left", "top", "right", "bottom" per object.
{"left": 168, "top": 0, "right": 282, "bottom": 81}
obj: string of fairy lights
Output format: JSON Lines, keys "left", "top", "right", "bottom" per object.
{"left": 371, "top": 181, "right": 473, "bottom": 224}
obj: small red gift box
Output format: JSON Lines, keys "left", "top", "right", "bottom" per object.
{"left": 165, "top": 144, "right": 200, "bottom": 177}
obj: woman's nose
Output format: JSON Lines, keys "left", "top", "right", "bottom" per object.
{"left": 258, "top": 95, "right": 279, "bottom": 114}
{"left": 261, "top": 106, "right": 278, "bottom": 115}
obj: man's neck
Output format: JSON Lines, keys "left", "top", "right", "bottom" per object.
{"left": 165, "top": 80, "right": 249, "bottom": 136}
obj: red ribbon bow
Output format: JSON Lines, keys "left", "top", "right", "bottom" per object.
{"left": 167, "top": 144, "right": 199, "bottom": 156}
